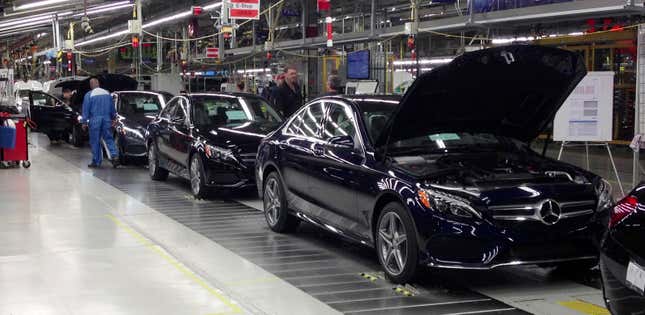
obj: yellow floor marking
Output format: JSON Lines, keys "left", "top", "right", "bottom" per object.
{"left": 105, "top": 214, "right": 242, "bottom": 314}
{"left": 559, "top": 300, "right": 610, "bottom": 315}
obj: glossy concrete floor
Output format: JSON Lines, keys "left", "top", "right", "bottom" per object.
{"left": 0, "top": 134, "right": 622, "bottom": 315}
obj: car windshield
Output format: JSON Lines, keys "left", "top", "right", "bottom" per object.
{"left": 390, "top": 132, "right": 506, "bottom": 155}
{"left": 191, "top": 95, "right": 283, "bottom": 128}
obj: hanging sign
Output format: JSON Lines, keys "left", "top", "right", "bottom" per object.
{"left": 206, "top": 47, "right": 219, "bottom": 59}
{"left": 229, "top": 0, "right": 260, "bottom": 20}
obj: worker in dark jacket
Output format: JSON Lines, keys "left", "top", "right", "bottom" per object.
{"left": 321, "top": 74, "right": 343, "bottom": 96}
{"left": 273, "top": 66, "right": 302, "bottom": 117}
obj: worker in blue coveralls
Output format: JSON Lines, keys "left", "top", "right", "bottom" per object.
{"left": 82, "top": 77, "right": 119, "bottom": 168}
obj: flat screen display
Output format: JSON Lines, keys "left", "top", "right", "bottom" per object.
{"left": 347, "top": 50, "right": 370, "bottom": 79}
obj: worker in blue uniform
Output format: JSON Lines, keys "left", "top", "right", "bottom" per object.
{"left": 82, "top": 77, "right": 119, "bottom": 168}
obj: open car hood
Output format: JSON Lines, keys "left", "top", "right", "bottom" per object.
{"left": 70, "top": 74, "right": 138, "bottom": 107}
{"left": 376, "top": 45, "right": 586, "bottom": 147}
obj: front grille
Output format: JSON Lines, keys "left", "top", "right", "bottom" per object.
{"left": 489, "top": 200, "right": 595, "bottom": 222}
{"left": 125, "top": 144, "right": 146, "bottom": 155}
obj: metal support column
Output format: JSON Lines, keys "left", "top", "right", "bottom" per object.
{"left": 370, "top": 0, "right": 376, "bottom": 38}
{"left": 634, "top": 24, "right": 645, "bottom": 187}
{"left": 219, "top": 0, "right": 229, "bottom": 61}
{"left": 156, "top": 32, "right": 162, "bottom": 72}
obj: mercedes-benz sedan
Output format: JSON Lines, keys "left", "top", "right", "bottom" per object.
{"left": 255, "top": 45, "right": 613, "bottom": 283}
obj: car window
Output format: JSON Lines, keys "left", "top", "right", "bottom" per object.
{"left": 191, "top": 95, "right": 282, "bottom": 129}
{"left": 160, "top": 99, "right": 177, "bottom": 119}
{"left": 285, "top": 102, "right": 325, "bottom": 139}
{"left": 323, "top": 103, "right": 357, "bottom": 141}
{"left": 171, "top": 98, "right": 187, "bottom": 121}
{"left": 31, "top": 91, "right": 59, "bottom": 107}
{"left": 119, "top": 93, "right": 163, "bottom": 116}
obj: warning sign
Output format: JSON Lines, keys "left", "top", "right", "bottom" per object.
{"left": 229, "top": 0, "right": 260, "bottom": 20}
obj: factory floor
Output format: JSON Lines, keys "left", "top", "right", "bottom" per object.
{"left": 0, "top": 133, "right": 632, "bottom": 315}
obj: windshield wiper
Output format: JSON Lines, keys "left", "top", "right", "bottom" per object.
{"left": 388, "top": 146, "right": 441, "bottom": 156}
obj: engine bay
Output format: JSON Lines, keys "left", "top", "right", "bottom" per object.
{"left": 392, "top": 150, "right": 588, "bottom": 188}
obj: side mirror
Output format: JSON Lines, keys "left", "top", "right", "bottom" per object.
{"left": 327, "top": 135, "right": 355, "bottom": 149}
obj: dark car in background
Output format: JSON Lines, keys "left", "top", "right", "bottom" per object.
{"left": 601, "top": 185, "right": 645, "bottom": 314}
{"left": 255, "top": 45, "right": 613, "bottom": 283}
{"left": 101, "top": 91, "right": 172, "bottom": 165}
{"left": 147, "top": 93, "right": 283, "bottom": 198}
{"left": 17, "top": 89, "right": 85, "bottom": 146}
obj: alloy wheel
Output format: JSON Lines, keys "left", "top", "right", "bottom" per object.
{"left": 378, "top": 212, "right": 408, "bottom": 276}
{"left": 190, "top": 156, "right": 201, "bottom": 196}
{"left": 264, "top": 177, "right": 280, "bottom": 226}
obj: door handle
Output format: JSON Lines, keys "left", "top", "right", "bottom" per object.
{"left": 313, "top": 143, "right": 324, "bottom": 156}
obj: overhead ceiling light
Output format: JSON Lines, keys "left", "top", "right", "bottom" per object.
{"left": 73, "top": 2, "right": 134, "bottom": 17}
{"left": 77, "top": 1, "right": 222, "bottom": 47}
{"left": 0, "top": 11, "right": 72, "bottom": 30}
{"left": 15, "top": 0, "right": 70, "bottom": 10}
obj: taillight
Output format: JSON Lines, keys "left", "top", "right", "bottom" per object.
{"left": 609, "top": 195, "right": 638, "bottom": 228}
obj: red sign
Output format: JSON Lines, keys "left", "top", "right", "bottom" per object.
{"left": 206, "top": 47, "right": 219, "bottom": 59}
{"left": 318, "top": 0, "right": 330, "bottom": 11}
{"left": 229, "top": 0, "right": 260, "bottom": 20}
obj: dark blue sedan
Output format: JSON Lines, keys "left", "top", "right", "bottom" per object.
{"left": 255, "top": 45, "right": 613, "bottom": 283}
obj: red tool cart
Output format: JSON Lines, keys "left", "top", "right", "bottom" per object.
{"left": 0, "top": 112, "right": 30, "bottom": 168}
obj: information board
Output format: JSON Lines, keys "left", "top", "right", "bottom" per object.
{"left": 347, "top": 50, "right": 370, "bottom": 79}
{"left": 553, "top": 71, "right": 614, "bottom": 142}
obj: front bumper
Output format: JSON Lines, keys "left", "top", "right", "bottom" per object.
{"left": 203, "top": 158, "right": 256, "bottom": 189}
{"left": 416, "top": 210, "right": 601, "bottom": 270}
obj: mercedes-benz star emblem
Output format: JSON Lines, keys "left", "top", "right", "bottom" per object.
{"left": 538, "top": 199, "right": 561, "bottom": 225}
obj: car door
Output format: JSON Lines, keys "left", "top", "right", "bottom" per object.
{"left": 29, "top": 91, "right": 69, "bottom": 133}
{"left": 280, "top": 101, "right": 326, "bottom": 211}
{"left": 154, "top": 99, "right": 176, "bottom": 162}
{"left": 168, "top": 97, "right": 192, "bottom": 173}
{"left": 308, "top": 101, "right": 364, "bottom": 233}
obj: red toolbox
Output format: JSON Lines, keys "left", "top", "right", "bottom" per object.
{"left": 0, "top": 113, "right": 30, "bottom": 168}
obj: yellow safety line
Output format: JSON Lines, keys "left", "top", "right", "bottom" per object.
{"left": 559, "top": 300, "right": 610, "bottom": 315}
{"left": 105, "top": 214, "right": 243, "bottom": 314}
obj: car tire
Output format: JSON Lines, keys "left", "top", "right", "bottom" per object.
{"left": 148, "top": 143, "right": 168, "bottom": 181}
{"left": 263, "top": 172, "right": 300, "bottom": 233}
{"left": 376, "top": 202, "right": 419, "bottom": 284}
{"left": 189, "top": 154, "right": 211, "bottom": 199}
{"left": 71, "top": 125, "right": 83, "bottom": 147}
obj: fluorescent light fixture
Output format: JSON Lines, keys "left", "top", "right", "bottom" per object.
{"left": 393, "top": 58, "right": 453, "bottom": 66}
{"left": 15, "top": 0, "right": 69, "bottom": 10}
{"left": 76, "top": 1, "right": 221, "bottom": 47}
{"left": 0, "top": 11, "right": 72, "bottom": 32}
{"left": 73, "top": 1, "right": 134, "bottom": 17}
{"left": 236, "top": 68, "right": 270, "bottom": 74}
{"left": 568, "top": 32, "right": 584, "bottom": 36}
{"left": 0, "top": 11, "right": 71, "bottom": 28}
{"left": 76, "top": 29, "right": 128, "bottom": 47}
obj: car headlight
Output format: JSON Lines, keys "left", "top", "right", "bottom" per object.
{"left": 595, "top": 178, "right": 613, "bottom": 211}
{"left": 121, "top": 126, "right": 144, "bottom": 139}
{"left": 417, "top": 189, "right": 482, "bottom": 219}
{"left": 204, "top": 144, "right": 234, "bottom": 161}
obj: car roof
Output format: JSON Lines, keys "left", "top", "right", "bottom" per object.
{"left": 185, "top": 92, "right": 265, "bottom": 99}
{"left": 315, "top": 94, "right": 401, "bottom": 111}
